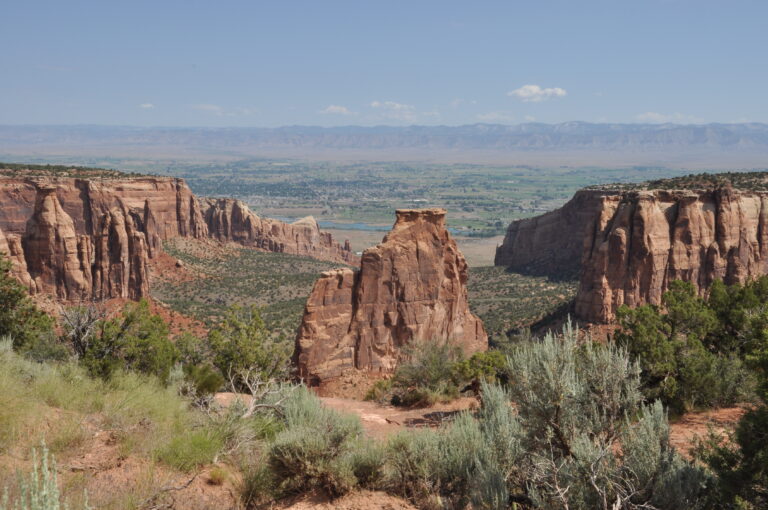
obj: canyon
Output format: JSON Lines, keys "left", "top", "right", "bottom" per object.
{"left": 0, "top": 174, "right": 357, "bottom": 303}
{"left": 294, "top": 208, "right": 488, "bottom": 386}
{"left": 496, "top": 185, "right": 768, "bottom": 323}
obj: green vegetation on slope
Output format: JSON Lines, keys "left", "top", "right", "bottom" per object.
{"left": 467, "top": 266, "right": 577, "bottom": 343}
{"left": 152, "top": 239, "right": 347, "bottom": 336}
{"left": 0, "top": 162, "right": 147, "bottom": 179}
{"left": 153, "top": 240, "right": 578, "bottom": 345}
{"left": 614, "top": 277, "right": 768, "bottom": 413}
{"left": 645, "top": 170, "right": 768, "bottom": 191}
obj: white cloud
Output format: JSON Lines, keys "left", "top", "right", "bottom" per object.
{"left": 635, "top": 112, "right": 704, "bottom": 124}
{"left": 449, "top": 98, "right": 463, "bottom": 108}
{"left": 139, "top": 103, "right": 155, "bottom": 109}
{"left": 476, "top": 111, "right": 514, "bottom": 122}
{"left": 508, "top": 84, "right": 567, "bottom": 102}
{"left": 370, "top": 100, "right": 417, "bottom": 122}
{"left": 524, "top": 115, "right": 536, "bottom": 122}
{"left": 319, "top": 104, "right": 355, "bottom": 115}
{"left": 370, "top": 100, "right": 413, "bottom": 111}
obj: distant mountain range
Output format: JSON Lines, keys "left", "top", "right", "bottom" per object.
{"left": 2, "top": 123, "right": 767, "bottom": 167}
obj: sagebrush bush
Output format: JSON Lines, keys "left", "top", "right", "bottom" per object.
{"left": 0, "top": 446, "right": 90, "bottom": 510}
{"left": 267, "top": 387, "right": 364, "bottom": 497}
{"left": 346, "top": 439, "right": 386, "bottom": 490}
{"left": 384, "top": 429, "right": 442, "bottom": 505}
{"left": 380, "top": 322, "right": 711, "bottom": 510}
{"left": 501, "top": 321, "right": 710, "bottom": 510}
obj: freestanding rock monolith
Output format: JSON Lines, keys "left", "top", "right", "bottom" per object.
{"left": 293, "top": 208, "right": 488, "bottom": 386}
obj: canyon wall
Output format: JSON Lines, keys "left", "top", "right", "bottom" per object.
{"left": 0, "top": 176, "right": 356, "bottom": 302}
{"left": 494, "top": 189, "right": 616, "bottom": 277}
{"left": 496, "top": 187, "right": 768, "bottom": 323}
{"left": 203, "top": 198, "right": 357, "bottom": 265}
{"left": 294, "top": 208, "right": 488, "bottom": 386}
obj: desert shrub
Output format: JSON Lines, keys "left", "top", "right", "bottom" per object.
{"left": 207, "top": 305, "right": 291, "bottom": 389}
{"left": 363, "top": 378, "right": 393, "bottom": 402}
{"left": 451, "top": 349, "right": 509, "bottom": 387}
{"left": 266, "top": 387, "right": 364, "bottom": 497}
{"left": 697, "top": 345, "right": 768, "bottom": 509}
{"left": 182, "top": 364, "right": 225, "bottom": 397}
{"left": 615, "top": 279, "right": 756, "bottom": 412}
{"left": 0, "top": 255, "right": 53, "bottom": 353}
{"left": 175, "top": 332, "right": 211, "bottom": 366}
{"left": 156, "top": 429, "right": 224, "bottom": 472}
{"left": 18, "top": 331, "right": 69, "bottom": 364}
{"left": 370, "top": 343, "right": 508, "bottom": 406}
{"left": 384, "top": 429, "right": 442, "bottom": 505}
{"left": 499, "top": 322, "right": 710, "bottom": 510}
{"left": 382, "top": 322, "right": 710, "bottom": 510}
{"left": 240, "top": 461, "right": 274, "bottom": 508}
{"left": 59, "top": 304, "right": 104, "bottom": 360}
{"left": 387, "top": 339, "right": 464, "bottom": 406}
{"left": 383, "top": 407, "right": 514, "bottom": 509}
{"left": 347, "top": 439, "right": 386, "bottom": 490}
{"left": 82, "top": 299, "right": 177, "bottom": 382}
{"left": 0, "top": 445, "right": 90, "bottom": 510}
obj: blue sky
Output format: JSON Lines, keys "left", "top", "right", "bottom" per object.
{"left": 1, "top": 0, "right": 766, "bottom": 127}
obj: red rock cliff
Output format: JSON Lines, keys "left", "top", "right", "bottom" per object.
{"left": 203, "top": 198, "right": 358, "bottom": 265}
{"left": 496, "top": 187, "right": 768, "bottom": 323}
{"left": 294, "top": 208, "right": 488, "bottom": 385}
{"left": 0, "top": 175, "right": 356, "bottom": 302}
{"left": 494, "top": 190, "right": 616, "bottom": 277}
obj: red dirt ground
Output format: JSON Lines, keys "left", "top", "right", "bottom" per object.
{"left": 668, "top": 406, "right": 746, "bottom": 458}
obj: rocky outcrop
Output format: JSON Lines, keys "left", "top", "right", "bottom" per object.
{"left": 496, "top": 187, "right": 768, "bottom": 323}
{"left": 0, "top": 177, "right": 208, "bottom": 241}
{"left": 203, "top": 198, "right": 358, "bottom": 265}
{"left": 1, "top": 185, "right": 150, "bottom": 301}
{"left": 294, "top": 208, "right": 488, "bottom": 386}
{"left": 0, "top": 175, "right": 355, "bottom": 302}
{"left": 494, "top": 189, "right": 616, "bottom": 277}
{"left": 21, "top": 185, "right": 92, "bottom": 300}
{"left": 91, "top": 206, "right": 150, "bottom": 300}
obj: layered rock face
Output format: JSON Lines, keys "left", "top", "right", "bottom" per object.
{"left": 1, "top": 181, "right": 157, "bottom": 300}
{"left": 203, "top": 198, "right": 358, "bottom": 265}
{"left": 0, "top": 176, "right": 355, "bottom": 302}
{"left": 294, "top": 208, "right": 488, "bottom": 385}
{"left": 496, "top": 187, "right": 768, "bottom": 323}
{"left": 494, "top": 190, "right": 615, "bottom": 277}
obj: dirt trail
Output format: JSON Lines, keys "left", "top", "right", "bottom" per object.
{"left": 320, "top": 397, "right": 478, "bottom": 439}
{"left": 275, "top": 490, "right": 417, "bottom": 510}
{"left": 321, "top": 396, "right": 744, "bottom": 459}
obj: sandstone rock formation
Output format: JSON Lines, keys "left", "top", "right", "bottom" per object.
{"left": 203, "top": 198, "right": 358, "bottom": 265}
{"left": 494, "top": 190, "right": 617, "bottom": 277}
{"left": 294, "top": 208, "right": 488, "bottom": 385}
{"left": 496, "top": 187, "right": 768, "bottom": 323}
{"left": 21, "top": 185, "right": 92, "bottom": 300}
{"left": 0, "top": 174, "right": 356, "bottom": 302}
